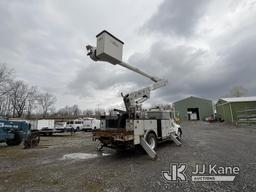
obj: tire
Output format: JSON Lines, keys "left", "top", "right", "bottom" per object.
{"left": 146, "top": 132, "right": 157, "bottom": 150}
{"left": 176, "top": 128, "right": 182, "bottom": 142}
{"left": 24, "top": 132, "right": 40, "bottom": 148}
{"left": 6, "top": 132, "right": 22, "bottom": 146}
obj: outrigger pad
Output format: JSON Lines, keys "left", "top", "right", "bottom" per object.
{"left": 170, "top": 133, "right": 182, "bottom": 146}
{"left": 140, "top": 137, "right": 158, "bottom": 160}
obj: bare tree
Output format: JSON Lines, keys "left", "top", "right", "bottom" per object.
{"left": 0, "top": 94, "right": 12, "bottom": 116}
{"left": 0, "top": 64, "right": 14, "bottom": 96}
{"left": 83, "top": 109, "right": 93, "bottom": 117}
{"left": 0, "top": 64, "right": 14, "bottom": 117}
{"left": 57, "top": 106, "right": 69, "bottom": 116}
{"left": 9, "top": 80, "right": 30, "bottom": 117}
{"left": 57, "top": 105, "right": 81, "bottom": 117}
{"left": 228, "top": 86, "right": 248, "bottom": 97}
{"left": 0, "top": 64, "right": 58, "bottom": 118}
{"left": 94, "top": 108, "right": 105, "bottom": 117}
{"left": 26, "top": 86, "right": 38, "bottom": 118}
{"left": 48, "top": 106, "right": 56, "bottom": 116}
{"left": 70, "top": 105, "right": 81, "bottom": 116}
{"left": 37, "top": 92, "right": 56, "bottom": 118}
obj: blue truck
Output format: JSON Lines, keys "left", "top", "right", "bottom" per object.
{"left": 0, "top": 119, "right": 40, "bottom": 148}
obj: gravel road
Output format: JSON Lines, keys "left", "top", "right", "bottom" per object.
{"left": 0, "top": 121, "right": 256, "bottom": 192}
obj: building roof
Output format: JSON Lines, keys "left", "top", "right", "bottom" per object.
{"left": 174, "top": 96, "right": 212, "bottom": 104}
{"left": 220, "top": 96, "right": 256, "bottom": 103}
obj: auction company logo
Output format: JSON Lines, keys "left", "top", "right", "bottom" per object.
{"left": 162, "top": 163, "right": 239, "bottom": 182}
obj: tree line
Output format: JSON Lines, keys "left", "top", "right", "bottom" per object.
{"left": 2, "top": 63, "right": 247, "bottom": 119}
{"left": 0, "top": 63, "right": 56, "bottom": 118}
{"left": 0, "top": 63, "right": 107, "bottom": 119}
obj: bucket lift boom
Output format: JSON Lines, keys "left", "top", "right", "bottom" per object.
{"left": 85, "top": 31, "right": 181, "bottom": 160}
{"left": 86, "top": 44, "right": 168, "bottom": 115}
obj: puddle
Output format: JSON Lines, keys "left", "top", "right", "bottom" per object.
{"left": 102, "top": 153, "right": 110, "bottom": 156}
{"left": 61, "top": 153, "right": 97, "bottom": 160}
{"left": 60, "top": 152, "right": 110, "bottom": 160}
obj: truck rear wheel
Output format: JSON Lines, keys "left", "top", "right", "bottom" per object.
{"left": 146, "top": 133, "right": 157, "bottom": 150}
{"left": 6, "top": 132, "right": 22, "bottom": 146}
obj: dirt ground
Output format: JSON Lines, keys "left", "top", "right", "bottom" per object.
{"left": 0, "top": 121, "right": 256, "bottom": 192}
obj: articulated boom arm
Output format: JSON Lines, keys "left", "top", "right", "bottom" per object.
{"left": 123, "top": 79, "right": 167, "bottom": 111}
{"left": 86, "top": 44, "right": 168, "bottom": 113}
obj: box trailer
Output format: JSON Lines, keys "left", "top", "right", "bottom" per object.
{"left": 36, "top": 119, "right": 56, "bottom": 136}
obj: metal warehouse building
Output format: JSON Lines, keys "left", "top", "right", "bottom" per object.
{"left": 216, "top": 97, "right": 256, "bottom": 124}
{"left": 174, "top": 96, "right": 214, "bottom": 121}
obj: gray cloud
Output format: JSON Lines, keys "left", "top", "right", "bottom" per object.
{"left": 69, "top": 41, "right": 210, "bottom": 102}
{"left": 144, "top": 0, "right": 210, "bottom": 37}
{"left": 156, "top": 34, "right": 256, "bottom": 103}
{"left": 0, "top": 0, "right": 161, "bottom": 109}
{"left": 1, "top": 0, "right": 256, "bottom": 110}
{"left": 70, "top": 33, "right": 256, "bottom": 105}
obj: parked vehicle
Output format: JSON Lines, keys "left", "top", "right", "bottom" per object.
{"left": 66, "top": 119, "right": 83, "bottom": 131}
{"left": 82, "top": 118, "right": 100, "bottom": 131}
{"left": 54, "top": 122, "right": 67, "bottom": 132}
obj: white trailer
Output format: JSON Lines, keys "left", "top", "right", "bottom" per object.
{"left": 86, "top": 30, "right": 182, "bottom": 159}
{"left": 26, "top": 119, "right": 59, "bottom": 135}
{"left": 27, "top": 120, "right": 38, "bottom": 131}
{"left": 26, "top": 119, "right": 55, "bottom": 131}
{"left": 37, "top": 119, "right": 54, "bottom": 130}
{"left": 36, "top": 119, "right": 56, "bottom": 135}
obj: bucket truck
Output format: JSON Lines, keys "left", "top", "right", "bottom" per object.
{"left": 86, "top": 30, "right": 182, "bottom": 159}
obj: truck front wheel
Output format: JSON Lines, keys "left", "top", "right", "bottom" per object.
{"left": 146, "top": 133, "right": 157, "bottom": 150}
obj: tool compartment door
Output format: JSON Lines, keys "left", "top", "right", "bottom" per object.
{"left": 161, "top": 120, "right": 170, "bottom": 138}
{"left": 133, "top": 120, "right": 144, "bottom": 145}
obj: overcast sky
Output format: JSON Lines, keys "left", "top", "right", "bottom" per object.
{"left": 1, "top": 0, "right": 256, "bottom": 110}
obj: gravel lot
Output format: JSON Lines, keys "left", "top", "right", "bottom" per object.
{"left": 0, "top": 121, "right": 256, "bottom": 192}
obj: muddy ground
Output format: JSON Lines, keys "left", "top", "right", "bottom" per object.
{"left": 0, "top": 121, "right": 256, "bottom": 192}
